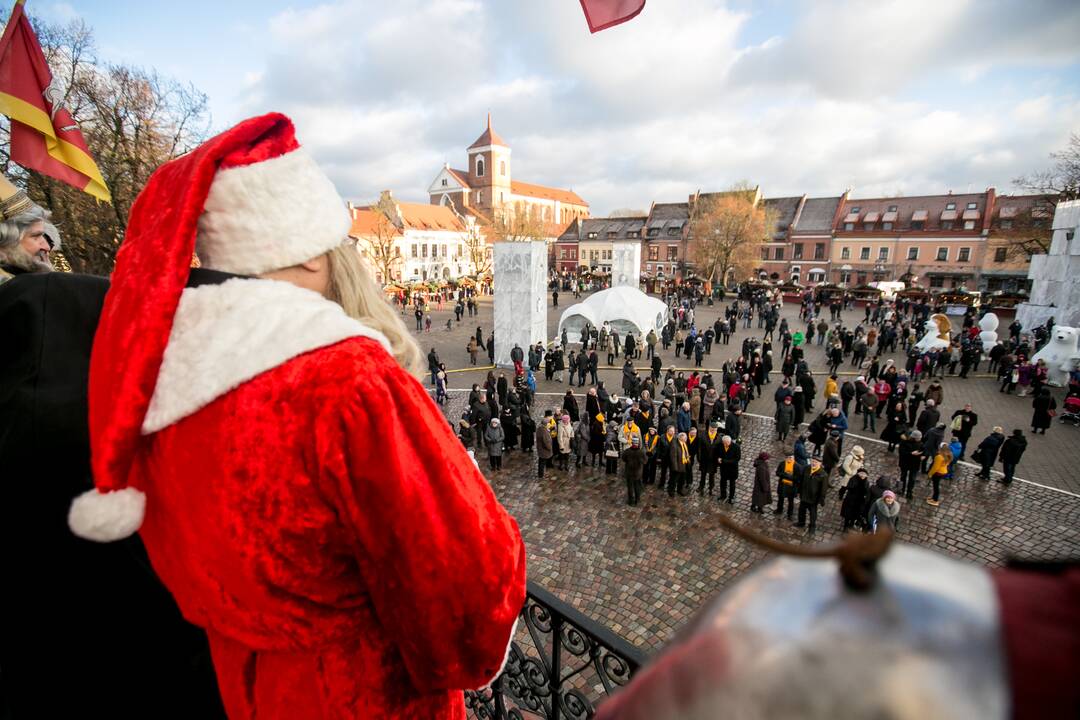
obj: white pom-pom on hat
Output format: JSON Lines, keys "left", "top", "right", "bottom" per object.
{"left": 68, "top": 487, "right": 146, "bottom": 542}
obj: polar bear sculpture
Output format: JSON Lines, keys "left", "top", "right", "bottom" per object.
{"left": 914, "top": 314, "right": 952, "bottom": 352}
{"left": 1031, "top": 326, "right": 1080, "bottom": 387}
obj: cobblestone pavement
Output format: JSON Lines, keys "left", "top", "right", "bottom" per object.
{"left": 415, "top": 292, "right": 1080, "bottom": 494}
{"left": 437, "top": 390, "right": 1080, "bottom": 654}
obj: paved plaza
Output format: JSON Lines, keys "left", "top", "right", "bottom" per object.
{"left": 423, "top": 290, "right": 1080, "bottom": 653}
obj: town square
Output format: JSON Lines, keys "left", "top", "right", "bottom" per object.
{"left": 1, "top": 2, "right": 1078, "bottom": 719}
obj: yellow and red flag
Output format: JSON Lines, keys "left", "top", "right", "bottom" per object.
{"left": 0, "top": 0, "right": 109, "bottom": 201}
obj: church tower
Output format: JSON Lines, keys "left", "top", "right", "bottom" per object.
{"left": 466, "top": 114, "right": 511, "bottom": 214}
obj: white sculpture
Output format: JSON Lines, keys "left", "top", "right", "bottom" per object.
{"left": 977, "top": 312, "right": 999, "bottom": 351}
{"left": 914, "top": 314, "right": 952, "bottom": 352}
{"left": 1031, "top": 326, "right": 1080, "bottom": 387}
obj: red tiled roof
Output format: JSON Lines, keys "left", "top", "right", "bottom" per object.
{"left": 511, "top": 179, "right": 588, "bottom": 207}
{"left": 447, "top": 167, "right": 471, "bottom": 189}
{"left": 397, "top": 201, "right": 467, "bottom": 232}
{"left": 349, "top": 208, "right": 401, "bottom": 237}
{"left": 468, "top": 114, "right": 508, "bottom": 149}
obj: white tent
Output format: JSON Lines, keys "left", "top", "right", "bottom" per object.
{"left": 557, "top": 286, "right": 668, "bottom": 341}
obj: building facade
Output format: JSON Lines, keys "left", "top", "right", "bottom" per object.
{"left": 427, "top": 115, "right": 589, "bottom": 233}
{"left": 348, "top": 192, "right": 477, "bottom": 284}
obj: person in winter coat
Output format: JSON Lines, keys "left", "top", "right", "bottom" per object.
{"left": 604, "top": 422, "right": 621, "bottom": 475}
{"left": 839, "top": 467, "right": 870, "bottom": 531}
{"left": 1031, "top": 388, "right": 1057, "bottom": 434}
{"left": 880, "top": 401, "right": 908, "bottom": 451}
{"left": 573, "top": 418, "right": 591, "bottom": 467}
{"left": 791, "top": 386, "right": 806, "bottom": 427}
{"left": 775, "top": 395, "right": 795, "bottom": 441}
{"left": 485, "top": 418, "right": 505, "bottom": 470}
{"left": 795, "top": 457, "right": 828, "bottom": 531}
{"left": 563, "top": 390, "right": 580, "bottom": 423}
{"left": 973, "top": 426, "right": 1005, "bottom": 480}
{"left": 822, "top": 431, "right": 841, "bottom": 478}
{"left": 867, "top": 490, "right": 901, "bottom": 533}
{"left": 837, "top": 445, "right": 864, "bottom": 485}
{"left": 535, "top": 414, "right": 554, "bottom": 477}
{"left": 501, "top": 408, "right": 519, "bottom": 451}
{"left": 927, "top": 443, "right": 952, "bottom": 506}
{"left": 794, "top": 434, "right": 811, "bottom": 469}
{"left": 556, "top": 415, "right": 574, "bottom": 470}
{"left": 588, "top": 412, "right": 608, "bottom": 467}
{"left": 668, "top": 431, "right": 691, "bottom": 497}
{"left": 860, "top": 390, "right": 878, "bottom": 430}
{"left": 921, "top": 422, "right": 946, "bottom": 473}
{"left": 773, "top": 453, "right": 799, "bottom": 518}
{"left": 897, "top": 429, "right": 923, "bottom": 499}
{"left": 751, "top": 452, "right": 773, "bottom": 513}
{"left": 697, "top": 420, "right": 722, "bottom": 494}
{"left": 519, "top": 411, "right": 536, "bottom": 453}
{"left": 717, "top": 435, "right": 741, "bottom": 504}
{"left": 925, "top": 379, "right": 944, "bottom": 407}
{"left": 622, "top": 436, "right": 645, "bottom": 505}
{"left": 999, "top": 429, "right": 1027, "bottom": 484}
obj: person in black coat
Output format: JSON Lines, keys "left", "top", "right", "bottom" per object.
{"left": 839, "top": 468, "right": 870, "bottom": 531}
{"left": 562, "top": 389, "right": 580, "bottom": 423}
{"left": 0, "top": 272, "right": 225, "bottom": 719}
{"left": 697, "top": 420, "right": 722, "bottom": 495}
{"left": 622, "top": 436, "right": 645, "bottom": 505}
{"left": 716, "top": 436, "right": 741, "bottom": 504}
{"left": 750, "top": 452, "right": 772, "bottom": 513}
{"left": 973, "top": 426, "right": 1005, "bottom": 479}
{"left": 897, "top": 429, "right": 924, "bottom": 499}
{"left": 795, "top": 458, "right": 828, "bottom": 532}
{"left": 999, "top": 429, "right": 1027, "bottom": 484}
{"left": 1031, "top": 388, "right": 1057, "bottom": 434}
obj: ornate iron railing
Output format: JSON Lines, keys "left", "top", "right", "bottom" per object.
{"left": 466, "top": 580, "right": 648, "bottom": 720}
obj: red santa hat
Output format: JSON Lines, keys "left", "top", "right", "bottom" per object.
{"left": 69, "top": 113, "right": 349, "bottom": 542}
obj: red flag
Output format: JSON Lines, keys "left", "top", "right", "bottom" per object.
{"left": 0, "top": 0, "right": 110, "bottom": 201}
{"left": 579, "top": 0, "right": 646, "bottom": 33}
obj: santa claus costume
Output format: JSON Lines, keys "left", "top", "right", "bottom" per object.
{"left": 70, "top": 113, "right": 526, "bottom": 719}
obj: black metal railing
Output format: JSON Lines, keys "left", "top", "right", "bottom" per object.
{"left": 466, "top": 580, "right": 648, "bottom": 720}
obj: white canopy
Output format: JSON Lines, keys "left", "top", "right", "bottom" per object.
{"left": 557, "top": 286, "right": 668, "bottom": 341}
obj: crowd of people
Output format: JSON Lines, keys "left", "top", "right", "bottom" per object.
{"left": 447, "top": 286, "right": 1076, "bottom": 533}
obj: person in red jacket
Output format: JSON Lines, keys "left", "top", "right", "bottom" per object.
{"left": 69, "top": 114, "right": 525, "bottom": 720}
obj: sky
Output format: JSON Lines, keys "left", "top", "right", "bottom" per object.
{"left": 34, "top": 0, "right": 1080, "bottom": 215}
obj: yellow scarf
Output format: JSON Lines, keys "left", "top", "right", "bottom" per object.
{"left": 679, "top": 440, "right": 690, "bottom": 465}
{"left": 623, "top": 421, "right": 639, "bottom": 436}
{"left": 646, "top": 434, "right": 659, "bottom": 452}
{"left": 708, "top": 429, "right": 717, "bottom": 441}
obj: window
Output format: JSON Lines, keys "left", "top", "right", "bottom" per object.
{"left": 856, "top": 272, "right": 867, "bottom": 284}
{"left": 814, "top": 243, "right": 825, "bottom": 260}
{"left": 500, "top": 192, "right": 505, "bottom": 203}
{"left": 395, "top": 246, "right": 402, "bottom": 257}
{"left": 647, "top": 227, "right": 660, "bottom": 237}
{"left": 587, "top": 231, "right": 598, "bottom": 239}
{"left": 840, "top": 271, "right": 852, "bottom": 284}
{"left": 841, "top": 247, "right": 851, "bottom": 260}
{"left": 994, "top": 247, "right": 1007, "bottom": 262}
{"left": 775, "top": 247, "right": 785, "bottom": 260}
{"left": 628, "top": 230, "right": 640, "bottom": 238}
{"left": 793, "top": 244, "right": 803, "bottom": 259}
{"left": 607, "top": 231, "right": 617, "bottom": 239}
{"left": 559, "top": 248, "right": 567, "bottom": 259}
{"left": 421, "top": 244, "right": 428, "bottom": 258}
{"left": 646, "top": 263, "right": 652, "bottom": 272}
{"left": 844, "top": 222, "right": 854, "bottom": 231}
{"left": 929, "top": 275, "right": 944, "bottom": 288}
{"left": 1032, "top": 219, "right": 1047, "bottom": 228}
{"left": 667, "top": 246, "right": 678, "bottom": 261}
{"left": 864, "top": 222, "right": 875, "bottom": 232}
{"left": 850, "top": 207, "right": 861, "bottom": 214}
{"left": 941, "top": 221, "right": 953, "bottom": 230}
{"left": 500, "top": 161, "right": 506, "bottom": 176}
{"left": 887, "top": 205, "right": 898, "bottom": 212}
{"left": 1000, "top": 219, "right": 1014, "bottom": 229}
{"left": 966, "top": 202, "right": 977, "bottom": 210}
{"left": 589, "top": 250, "right": 599, "bottom": 262}
{"left": 958, "top": 247, "right": 970, "bottom": 262}
{"left": 602, "top": 250, "right": 612, "bottom": 260}
{"left": 911, "top": 220, "right": 925, "bottom": 230}
{"left": 411, "top": 244, "right": 418, "bottom": 258}
{"left": 878, "top": 247, "right": 889, "bottom": 260}
{"left": 936, "top": 247, "right": 948, "bottom": 261}
{"left": 441, "top": 179, "right": 448, "bottom": 187}
{"left": 761, "top": 247, "right": 769, "bottom": 260}
{"left": 648, "top": 246, "right": 659, "bottom": 261}
{"left": 443, "top": 244, "right": 449, "bottom": 257}
{"left": 963, "top": 220, "right": 975, "bottom": 230}
{"left": 860, "top": 247, "right": 871, "bottom": 260}
{"left": 945, "top": 202, "right": 956, "bottom": 210}
{"left": 667, "top": 226, "right": 680, "bottom": 236}
{"left": 907, "top": 247, "right": 919, "bottom": 260}
{"left": 477, "top": 191, "right": 483, "bottom": 204}
{"left": 882, "top": 222, "right": 893, "bottom": 230}
{"left": 476, "top": 157, "right": 485, "bottom": 177}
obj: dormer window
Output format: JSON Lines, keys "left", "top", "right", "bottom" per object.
{"left": 945, "top": 202, "right": 956, "bottom": 210}
{"left": 441, "top": 179, "right": 448, "bottom": 187}
{"left": 476, "top": 157, "right": 485, "bottom": 177}
{"left": 587, "top": 232, "right": 598, "bottom": 239}
{"left": 667, "top": 226, "right": 680, "bottom": 236}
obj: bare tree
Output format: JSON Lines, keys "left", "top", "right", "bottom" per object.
{"left": 493, "top": 207, "right": 545, "bottom": 243}
{"left": 353, "top": 211, "right": 401, "bottom": 284}
{"left": 463, "top": 219, "right": 491, "bottom": 278}
{"left": 1015, "top": 132, "right": 1080, "bottom": 200}
{"left": 996, "top": 133, "right": 1079, "bottom": 260}
{"left": 0, "top": 13, "right": 210, "bottom": 274}
{"left": 688, "top": 190, "right": 773, "bottom": 292}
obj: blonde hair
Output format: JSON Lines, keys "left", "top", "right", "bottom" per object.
{"left": 326, "top": 244, "right": 422, "bottom": 376}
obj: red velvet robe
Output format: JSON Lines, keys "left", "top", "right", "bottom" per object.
{"left": 129, "top": 278, "right": 526, "bottom": 719}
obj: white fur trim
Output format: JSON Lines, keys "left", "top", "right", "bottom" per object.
{"left": 142, "top": 278, "right": 390, "bottom": 434}
{"left": 68, "top": 487, "right": 146, "bottom": 542}
{"left": 196, "top": 149, "right": 349, "bottom": 276}
{"left": 480, "top": 616, "right": 519, "bottom": 690}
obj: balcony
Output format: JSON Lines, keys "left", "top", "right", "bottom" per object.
{"left": 466, "top": 580, "right": 647, "bottom": 719}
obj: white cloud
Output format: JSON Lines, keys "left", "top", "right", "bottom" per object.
{"left": 236, "top": 0, "right": 1079, "bottom": 213}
